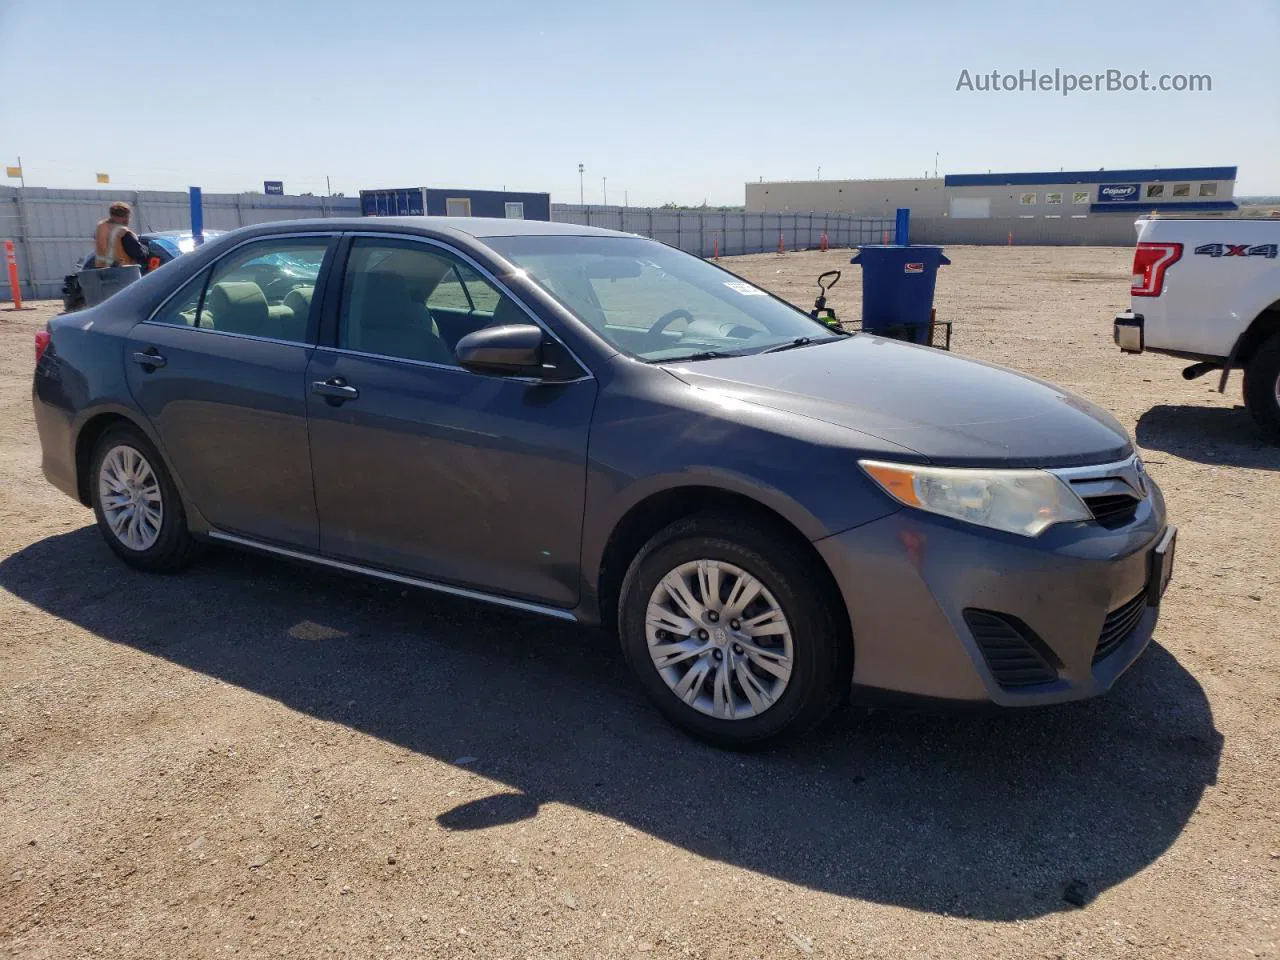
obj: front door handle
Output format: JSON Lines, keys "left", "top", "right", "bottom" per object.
{"left": 132, "top": 350, "right": 166, "bottom": 369}
{"left": 311, "top": 379, "right": 359, "bottom": 404}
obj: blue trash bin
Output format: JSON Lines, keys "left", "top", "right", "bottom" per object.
{"left": 850, "top": 245, "right": 950, "bottom": 345}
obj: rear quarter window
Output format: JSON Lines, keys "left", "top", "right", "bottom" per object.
{"left": 149, "top": 269, "right": 209, "bottom": 327}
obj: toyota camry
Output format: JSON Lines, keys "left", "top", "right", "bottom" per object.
{"left": 32, "top": 217, "right": 1175, "bottom": 747}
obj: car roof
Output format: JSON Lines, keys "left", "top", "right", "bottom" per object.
{"left": 372, "top": 217, "right": 627, "bottom": 239}
{"left": 231, "top": 216, "right": 632, "bottom": 241}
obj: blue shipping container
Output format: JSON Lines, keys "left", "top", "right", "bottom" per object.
{"left": 359, "top": 188, "right": 427, "bottom": 217}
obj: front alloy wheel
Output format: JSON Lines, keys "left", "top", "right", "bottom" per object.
{"left": 646, "top": 559, "right": 794, "bottom": 720}
{"left": 619, "top": 513, "right": 850, "bottom": 748}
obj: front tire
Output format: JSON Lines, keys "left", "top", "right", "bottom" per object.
{"left": 1243, "top": 332, "right": 1280, "bottom": 444}
{"left": 618, "top": 513, "right": 849, "bottom": 748}
{"left": 89, "top": 425, "right": 198, "bottom": 572}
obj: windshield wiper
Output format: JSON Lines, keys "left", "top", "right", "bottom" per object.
{"left": 658, "top": 350, "right": 736, "bottom": 362}
{"left": 761, "top": 335, "right": 843, "bottom": 354}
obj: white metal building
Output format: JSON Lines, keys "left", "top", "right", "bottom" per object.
{"left": 746, "top": 167, "right": 1239, "bottom": 219}
{"left": 746, "top": 177, "right": 947, "bottom": 218}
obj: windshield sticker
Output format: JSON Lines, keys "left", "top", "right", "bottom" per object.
{"left": 723, "top": 281, "right": 766, "bottom": 296}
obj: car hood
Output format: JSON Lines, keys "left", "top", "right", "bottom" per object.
{"left": 663, "top": 335, "right": 1132, "bottom": 468}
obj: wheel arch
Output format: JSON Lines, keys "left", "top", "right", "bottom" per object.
{"left": 1234, "top": 301, "right": 1280, "bottom": 368}
{"left": 593, "top": 485, "right": 853, "bottom": 657}
{"left": 74, "top": 411, "right": 145, "bottom": 506}
{"left": 72, "top": 408, "right": 192, "bottom": 519}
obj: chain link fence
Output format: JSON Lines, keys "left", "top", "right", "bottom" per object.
{"left": 1, "top": 187, "right": 897, "bottom": 300}
{"left": 551, "top": 205, "right": 894, "bottom": 258}
{"left": 0, "top": 188, "right": 361, "bottom": 299}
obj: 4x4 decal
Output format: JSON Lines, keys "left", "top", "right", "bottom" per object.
{"left": 1193, "top": 243, "right": 1278, "bottom": 259}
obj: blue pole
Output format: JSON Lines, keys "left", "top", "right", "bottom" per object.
{"left": 189, "top": 186, "right": 204, "bottom": 246}
{"left": 894, "top": 207, "right": 910, "bottom": 246}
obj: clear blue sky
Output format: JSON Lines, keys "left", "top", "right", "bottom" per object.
{"left": 2, "top": 0, "right": 1276, "bottom": 202}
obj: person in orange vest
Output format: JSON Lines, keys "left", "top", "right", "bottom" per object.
{"left": 93, "top": 202, "right": 148, "bottom": 269}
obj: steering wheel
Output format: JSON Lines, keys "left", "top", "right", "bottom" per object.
{"left": 648, "top": 308, "right": 695, "bottom": 337}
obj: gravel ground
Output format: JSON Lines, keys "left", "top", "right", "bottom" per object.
{"left": 1, "top": 246, "right": 1277, "bottom": 959}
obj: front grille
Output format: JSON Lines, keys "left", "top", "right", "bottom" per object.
{"left": 1093, "top": 591, "right": 1147, "bottom": 663}
{"left": 1083, "top": 493, "right": 1140, "bottom": 529}
{"left": 963, "top": 610, "right": 1059, "bottom": 688}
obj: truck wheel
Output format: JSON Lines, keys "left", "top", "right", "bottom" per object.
{"left": 1243, "top": 333, "right": 1280, "bottom": 443}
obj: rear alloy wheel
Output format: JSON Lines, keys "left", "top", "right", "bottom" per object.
{"left": 1243, "top": 332, "right": 1280, "bottom": 443}
{"left": 90, "top": 425, "right": 198, "bottom": 572}
{"left": 98, "top": 445, "right": 164, "bottom": 551}
{"left": 619, "top": 513, "right": 849, "bottom": 748}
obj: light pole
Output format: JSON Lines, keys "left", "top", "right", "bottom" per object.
{"left": 934, "top": 152, "right": 940, "bottom": 178}
{"left": 578, "top": 163, "right": 584, "bottom": 205}
{"left": 602, "top": 176, "right": 607, "bottom": 207}
{"left": 817, "top": 165, "right": 821, "bottom": 180}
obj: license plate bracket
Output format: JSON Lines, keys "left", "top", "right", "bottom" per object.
{"left": 1147, "top": 525, "right": 1177, "bottom": 606}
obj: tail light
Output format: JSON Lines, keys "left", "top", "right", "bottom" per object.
{"left": 1131, "top": 242, "right": 1182, "bottom": 297}
{"left": 35, "top": 331, "right": 51, "bottom": 364}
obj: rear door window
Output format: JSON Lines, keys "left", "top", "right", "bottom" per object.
{"left": 198, "top": 238, "right": 330, "bottom": 342}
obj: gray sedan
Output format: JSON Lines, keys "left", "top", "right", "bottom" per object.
{"left": 31, "top": 217, "right": 1175, "bottom": 747}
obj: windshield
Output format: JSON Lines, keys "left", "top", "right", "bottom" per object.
{"left": 144, "top": 236, "right": 182, "bottom": 259}
{"left": 486, "top": 235, "right": 837, "bottom": 361}
{"left": 243, "top": 250, "right": 323, "bottom": 281}
{"left": 142, "top": 231, "right": 226, "bottom": 258}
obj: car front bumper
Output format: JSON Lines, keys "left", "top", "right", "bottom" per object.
{"left": 814, "top": 483, "right": 1170, "bottom": 706}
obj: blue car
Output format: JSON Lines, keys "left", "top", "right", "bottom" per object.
{"left": 61, "top": 230, "right": 228, "bottom": 312}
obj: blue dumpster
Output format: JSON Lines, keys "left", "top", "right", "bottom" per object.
{"left": 850, "top": 245, "right": 950, "bottom": 345}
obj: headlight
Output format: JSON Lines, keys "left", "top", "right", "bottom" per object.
{"left": 859, "top": 460, "right": 1091, "bottom": 537}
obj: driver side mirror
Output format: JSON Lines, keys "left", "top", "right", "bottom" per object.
{"left": 455, "top": 324, "right": 545, "bottom": 377}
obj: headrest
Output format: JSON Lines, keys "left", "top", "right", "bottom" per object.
{"left": 206, "top": 281, "right": 268, "bottom": 333}
{"left": 283, "top": 285, "right": 314, "bottom": 313}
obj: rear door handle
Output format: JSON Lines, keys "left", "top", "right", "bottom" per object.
{"left": 311, "top": 379, "right": 359, "bottom": 403}
{"left": 132, "top": 350, "right": 166, "bottom": 369}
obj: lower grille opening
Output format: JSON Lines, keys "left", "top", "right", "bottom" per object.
{"left": 963, "top": 610, "right": 1060, "bottom": 688}
{"left": 1094, "top": 591, "right": 1147, "bottom": 663}
{"left": 1083, "top": 493, "right": 1140, "bottom": 529}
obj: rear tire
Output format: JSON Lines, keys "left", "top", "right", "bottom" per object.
{"left": 618, "top": 512, "right": 849, "bottom": 749}
{"left": 61, "top": 276, "right": 86, "bottom": 314}
{"left": 89, "top": 424, "right": 199, "bottom": 573}
{"left": 1243, "top": 333, "right": 1280, "bottom": 444}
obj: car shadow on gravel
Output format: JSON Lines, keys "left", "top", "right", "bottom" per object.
{"left": 1136, "top": 404, "right": 1280, "bottom": 470}
{"left": 0, "top": 528, "right": 1222, "bottom": 922}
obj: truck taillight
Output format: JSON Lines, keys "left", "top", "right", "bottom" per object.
{"left": 35, "top": 331, "right": 51, "bottom": 364}
{"left": 1131, "top": 241, "right": 1182, "bottom": 297}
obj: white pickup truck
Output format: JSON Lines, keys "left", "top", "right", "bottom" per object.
{"left": 1114, "top": 217, "right": 1280, "bottom": 442}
